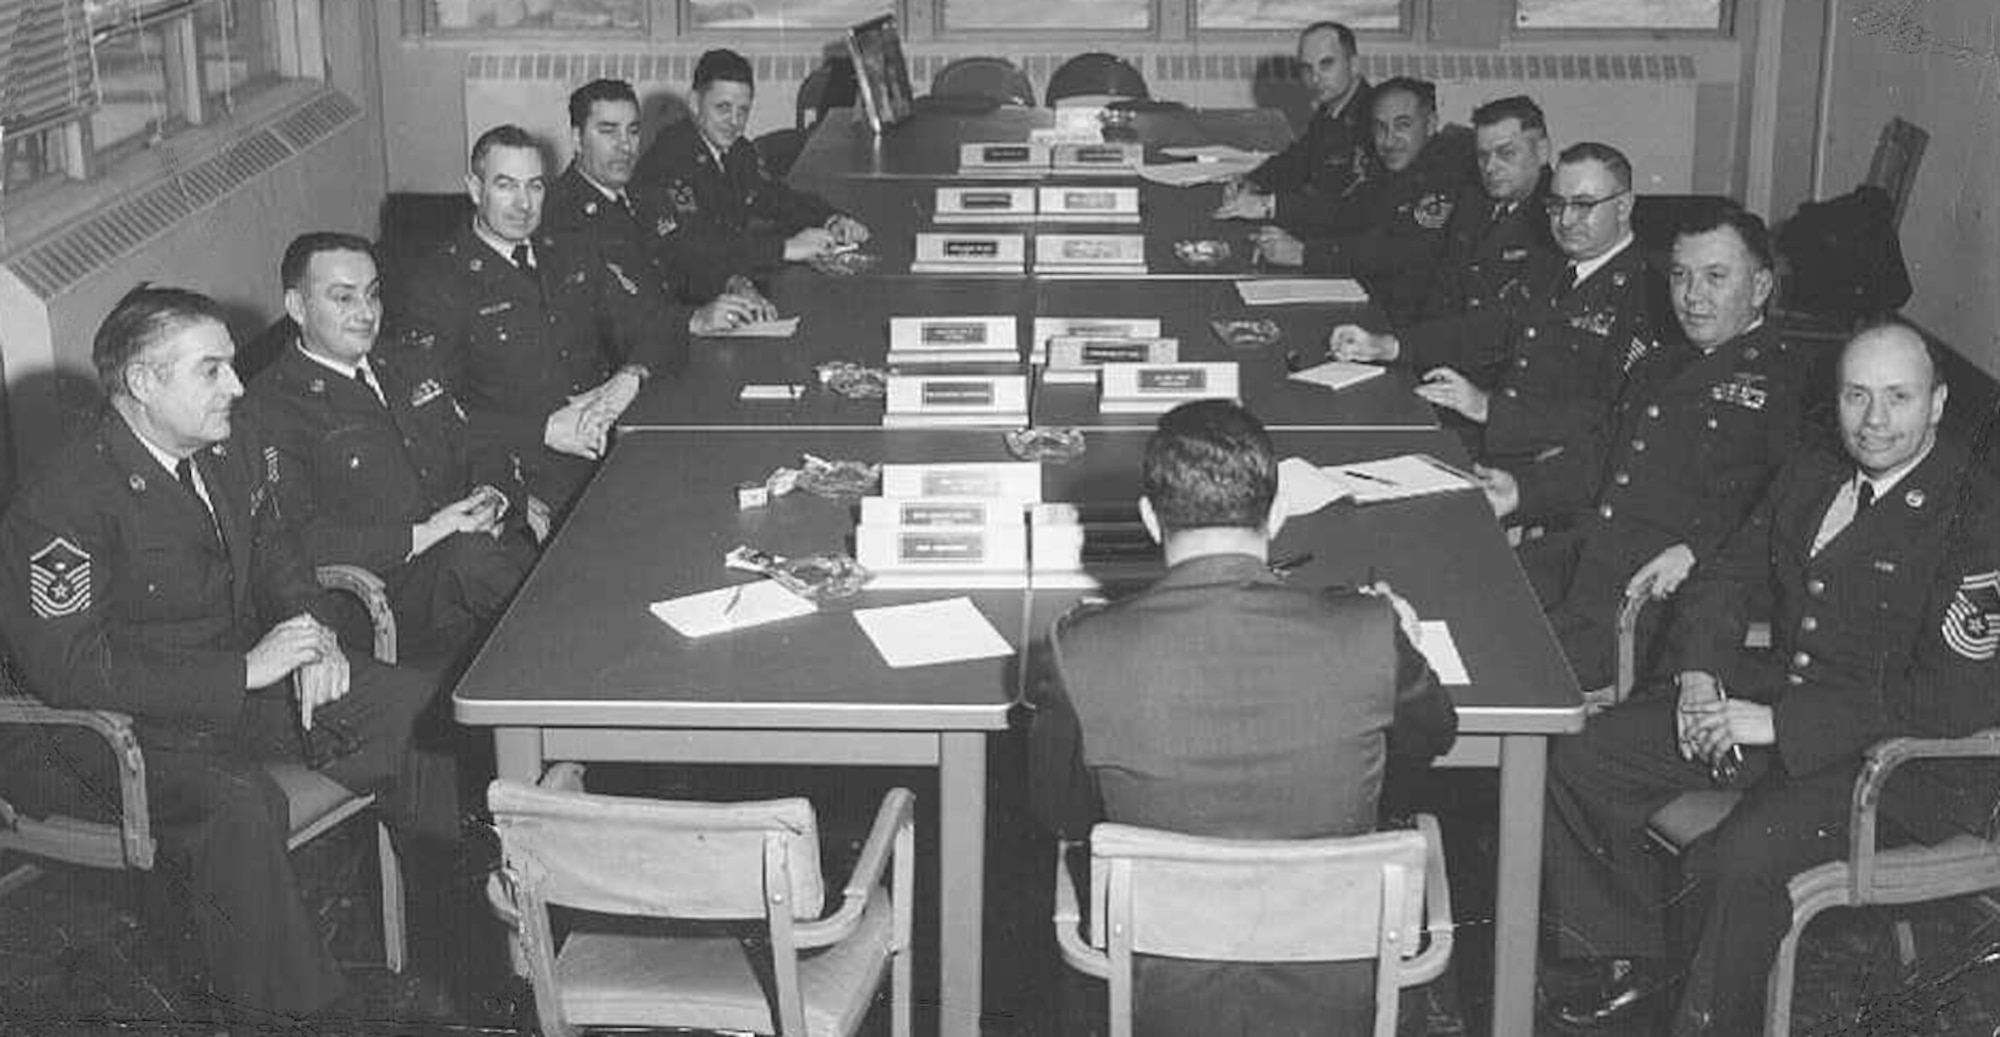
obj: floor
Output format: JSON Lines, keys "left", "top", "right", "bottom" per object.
{"left": 5, "top": 749, "right": 1999, "bottom": 1037}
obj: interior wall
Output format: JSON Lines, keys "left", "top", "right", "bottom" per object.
{"left": 1818, "top": 0, "right": 1999, "bottom": 375}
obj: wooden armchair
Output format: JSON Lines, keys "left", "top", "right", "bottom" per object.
{"left": 1609, "top": 596, "right": 2000, "bottom": 1036}
{"left": 0, "top": 564, "right": 409, "bottom": 971}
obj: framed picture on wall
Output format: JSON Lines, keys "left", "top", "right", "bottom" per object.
{"left": 847, "top": 14, "right": 914, "bottom": 135}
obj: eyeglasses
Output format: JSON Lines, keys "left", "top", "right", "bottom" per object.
{"left": 1542, "top": 188, "right": 1630, "bottom": 219}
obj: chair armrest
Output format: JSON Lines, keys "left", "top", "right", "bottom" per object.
{"left": 1399, "top": 814, "right": 1454, "bottom": 986}
{"left": 1613, "top": 593, "right": 1649, "bottom": 703}
{"left": 315, "top": 564, "right": 397, "bottom": 665}
{"left": 1051, "top": 839, "right": 1109, "bottom": 980}
{"left": 795, "top": 786, "right": 915, "bottom": 948}
{"left": 0, "top": 690, "right": 154, "bottom": 870}
{"left": 1849, "top": 727, "right": 2000, "bottom": 895}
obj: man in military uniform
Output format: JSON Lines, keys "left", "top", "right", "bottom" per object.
{"left": 1479, "top": 206, "right": 1809, "bottom": 690}
{"left": 242, "top": 233, "right": 535, "bottom": 663}
{"left": 0, "top": 287, "right": 456, "bottom": 1024}
{"left": 1538, "top": 323, "right": 2000, "bottom": 1035}
{"left": 391, "top": 124, "right": 687, "bottom": 529}
{"left": 1339, "top": 143, "right": 1662, "bottom": 463}
{"left": 543, "top": 77, "right": 775, "bottom": 326}
{"left": 1216, "top": 21, "right": 1376, "bottom": 235}
{"left": 1247, "top": 77, "right": 1474, "bottom": 325}
{"left": 631, "top": 49, "right": 869, "bottom": 302}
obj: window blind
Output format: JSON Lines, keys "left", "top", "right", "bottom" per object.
{"left": 0, "top": 0, "right": 99, "bottom": 134}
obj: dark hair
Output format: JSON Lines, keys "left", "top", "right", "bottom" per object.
{"left": 469, "top": 124, "right": 543, "bottom": 177}
{"left": 1472, "top": 95, "right": 1546, "bottom": 134}
{"left": 694, "top": 49, "right": 754, "bottom": 93}
{"left": 1299, "top": 21, "right": 1358, "bottom": 57}
{"left": 1556, "top": 141, "right": 1632, "bottom": 192}
{"left": 280, "top": 232, "right": 377, "bottom": 293}
{"left": 568, "top": 78, "right": 640, "bottom": 130}
{"left": 1142, "top": 401, "right": 1278, "bottom": 534}
{"left": 93, "top": 285, "right": 229, "bottom": 398}
{"left": 1370, "top": 76, "right": 1436, "bottom": 116}
{"left": 1674, "top": 201, "right": 1774, "bottom": 272}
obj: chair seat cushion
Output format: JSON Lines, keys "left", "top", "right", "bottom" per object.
{"left": 557, "top": 885, "right": 893, "bottom": 1036}
{"left": 1648, "top": 790, "right": 1743, "bottom": 850}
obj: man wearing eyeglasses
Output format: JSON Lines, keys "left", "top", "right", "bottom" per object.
{"left": 1335, "top": 142, "right": 1663, "bottom": 464}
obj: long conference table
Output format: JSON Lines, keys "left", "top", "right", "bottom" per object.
{"left": 453, "top": 106, "right": 1584, "bottom": 1037}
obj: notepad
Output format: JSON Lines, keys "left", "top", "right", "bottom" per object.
{"left": 1275, "top": 456, "right": 1351, "bottom": 517}
{"left": 1417, "top": 621, "right": 1471, "bottom": 685}
{"left": 650, "top": 580, "right": 816, "bottom": 638}
{"left": 706, "top": 316, "right": 801, "bottom": 338}
{"left": 853, "top": 597, "right": 1014, "bottom": 668}
{"left": 1323, "top": 454, "right": 1478, "bottom": 503}
{"left": 1287, "top": 360, "right": 1385, "bottom": 392}
{"left": 1236, "top": 279, "right": 1370, "bottom": 306}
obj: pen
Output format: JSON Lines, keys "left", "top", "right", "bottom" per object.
{"left": 1708, "top": 681, "right": 1744, "bottom": 784}
{"left": 1269, "top": 552, "right": 1314, "bottom": 574}
{"left": 1341, "top": 468, "right": 1397, "bottom": 487}
{"left": 723, "top": 582, "right": 746, "bottom": 617}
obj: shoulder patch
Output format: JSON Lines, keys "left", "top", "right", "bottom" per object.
{"left": 28, "top": 537, "right": 91, "bottom": 619}
{"left": 1942, "top": 570, "right": 2000, "bottom": 661}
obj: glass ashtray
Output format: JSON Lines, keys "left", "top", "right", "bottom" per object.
{"left": 810, "top": 250, "right": 880, "bottom": 277}
{"left": 1210, "top": 318, "right": 1283, "bottom": 349}
{"left": 1174, "top": 239, "right": 1233, "bottom": 269}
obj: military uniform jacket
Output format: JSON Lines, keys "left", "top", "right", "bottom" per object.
{"left": 1400, "top": 168, "right": 1560, "bottom": 360}
{"left": 1668, "top": 439, "right": 2000, "bottom": 833}
{"left": 241, "top": 338, "right": 514, "bottom": 577}
{"left": 1480, "top": 242, "right": 1662, "bottom": 462}
{"left": 544, "top": 164, "right": 698, "bottom": 311}
{"left": 1303, "top": 126, "right": 1475, "bottom": 326}
{"left": 1516, "top": 322, "right": 1808, "bottom": 569}
{"left": 632, "top": 119, "right": 839, "bottom": 301}
{"left": 0, "top": 412, "right": 336, "bottom": 747}
{"left": 1245, "top": 82, "right": 1377, "bottom": 236}
{"left": 390, "top": 224, "right": 685, "bottom": 507}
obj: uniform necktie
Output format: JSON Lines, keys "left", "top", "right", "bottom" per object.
{"left": 1857, "top": 481, "right": 1876, "bottom": 511}
{"left": 1811, "top": 475, "right": 1874, "bottom": 556}
{"left": 1557, "top": 264, "right": 1579, "bottom": 298}
{"left": 353, "top": 364, "right": 383, "bottom": 406}
{"left": 511, "top": 242, "right": 537, "bottom": 277}
{"left": 175, "top": 457, "right": 225, "bottom": 548}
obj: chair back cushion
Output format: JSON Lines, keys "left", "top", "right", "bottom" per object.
{"left": 489, "top": 779, "right": 825, "bottom": 920}
{"left": 1091, "top": 823, "right": 1427, "bottom": 962}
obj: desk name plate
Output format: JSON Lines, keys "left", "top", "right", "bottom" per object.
{"left": 883, "top": 373, "right": 1030, "bottom": 426}
{"left": 1034, "top": 233, "right": 1146, "bottom": 274}
{"left": 935, "top": 186, "right": 1036, "bottom": 223}
{"left": 889, "top": 315, "right": 1017, "bottom": 353}
{"left": 1100, "top": 362, "right": 1241, "bottom": 413}
{"left": 1031, "top": 317, "right": 1162, "bottom": 363}
{"left": 1051, "top": 141, "right": 1143, "bottom": 174}
{"left": 1037, "top": 186, "right": 1140, "bottom": 223}
{"left": 854, "top": 523, "right": 1030, "bottom": 586}
{"left": 958, "top": 141, "right": 1052, "bottom": 172}
{"left": 1042, "top": 336, "right": 1179, "bottom": 384}
{"left": 858, "top": 496, "right": 1028, "bottom": 528}
{"left": 912, "top": 233, "right": 1027, "bottom": 273}
{"left": 880, "top": 461, "right": 1042, "bottom": 501}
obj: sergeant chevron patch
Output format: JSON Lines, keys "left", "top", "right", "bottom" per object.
{"left": 28, "top": 536, "right": 91, "bottom": 619}
{"left": 1942, "top": 570, "right": 2000, "bottom": 661}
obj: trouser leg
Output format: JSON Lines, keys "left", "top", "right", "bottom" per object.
{"left": 385, "top": 531, "right": 534, "bottom": 662}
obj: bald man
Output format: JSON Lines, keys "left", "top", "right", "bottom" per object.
{"left": 1539, "top": 323, "right": 2000, "bottom": 1034}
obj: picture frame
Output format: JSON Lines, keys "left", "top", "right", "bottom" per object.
{"left": 846, "top": 14, "right": 915, "bottom": 135}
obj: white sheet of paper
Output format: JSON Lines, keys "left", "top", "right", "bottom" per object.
{"left": 650, "top": 580, "right": 816, "bottom": 638}
{"left": 1288, "top": 360, "right": 1385, "bottom": 392}
{"left": 1322, "top": 454, "right": 1477, "bottom": 504}
{"left": 1160, "top": 144, "right": 1273, "bottom": 163}
{"left": 853, "top": 597, "right": 1014, "bottom": 669}
{"left": 1275, "top": 456, "right": 1351, "bottom": 517}
{"left": 1417, "top": 621, "right": 1471, "bottom": 685}
{"left": 1235, "top": 279, "right": 1370, "bottom": 306}
{"left": 706, "top": 316, "right": 801, "bottom": 338}
{"left": 1138, "top": 159, "right": 1260, "bottom": 187}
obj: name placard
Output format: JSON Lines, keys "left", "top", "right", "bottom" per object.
{"left": 912, "top": 233, "right": 1026, "bottom": 273}
{"left": 1100, "top": 362, "right": 1240, "bottom": 413}
{"left": 935, "top": 186, "right": 1036, "bottom": 223}
{"left": 859, "top": 497, "right": 1023, "bottom": 528}
{"left": 1034, "top": 233, "right": 1147, "bottom": 274}
{"left": 883, "top": 373, "right": 1030, "bottom": 426}
{"left": 1051, "top": 141, "right": 1142, "bottom": 174}
{"left": 1043, "top": 336, "right": 1179, "bottom": 384}
{"left": 1037, "top": 185, "right": 1140, "bottom": 223}
{"left": 880, "top": 461, "right": 1042, "bottom": 502}
{"left": 958, "top": 141, "right": 1051, "bottom": 173}
{"left": 1031, "top": 317, "right": 1163, "bottom": 363}
{"left": 855, "top": 524, "right": 1029, "bottom": 582}
{"left": 889, "top": 316, "right": 1017, "bottom": 354}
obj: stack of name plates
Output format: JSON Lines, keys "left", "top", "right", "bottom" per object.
{"left": 935, "top": 186, "right": 1036, "bottom": 223}
{"left": 1031, "top": 317, "right": 1162, "bottom": 365}
{"left": 887, "top": 316, "right": 1019, "bottom": 365}
{"left": 1037, "top": 185, "right": 1140, "bottom": 223}
{"left": 913, "top": 232, "right": 1026, "bottom": 274}
{"left": 958, "top": 142, "right": 1052, "bottom": 175}
{"left": 1099, "top": 361, "right": 1240, "bottom": 413}
{"left": 1051, "top": 141, "right": 1143, "bottom": 175}
{"left": 1035, "top": 233, "right": 1146, "bottom": 275}
{"left": 1043, "top": 336, "right": 1178, "bottom": 384}
{"left": 1029, "top": 501, "right": 1161, "bottom": 589}
{"left": 856, "top": 462, "right": 1041, "bottom": 588}
{"left": 883, "top": 369, "right": 1029, "bottom": 427}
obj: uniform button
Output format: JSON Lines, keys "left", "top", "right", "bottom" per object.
{"left": 1599, "top": 503, "right": 1614, "bottom": 519}
{"left": 1504, "top": 387, "right": 1519, "bottom": 398}
{"left": 1786, "top": 673, "right": 1805, "bottom": 686}
{"left": 1705, "top": 417, "right": 1719, "bottom": 430}
{"left": 1614, "top": 472, "right": 1630, "bottom": 486}
{"left": 1469, "top": 298, "right": 1484, "bottom": 309}
{"left": 1807, "top": 579, "right": 1826, "bottom": 596}
{"left": 1632, "top": 439, "right": 1646, "bottom": 452}
{"left": 1792, "top": 651, "right": 1811, "bottom": 668}
{"left": 1525, "top": 327, "right": 1539, "bottom": 339}
{"left": 1801, "top": 616, "right": 1818, "bottom": 632}
{"left": 1645, "top": 404, "right": 1660, "bottom": 419}
{"left": 1517, "top": 357, "right": 1529, "bottom": 368}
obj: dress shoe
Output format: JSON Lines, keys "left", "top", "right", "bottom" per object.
{"left": 1548, "top": 957, "right": 1680, "bottom": 1029}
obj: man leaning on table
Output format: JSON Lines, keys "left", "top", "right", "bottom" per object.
{"left": 1538, "top": 323, "right": 2000, "bottom": 1034}
{"left": 1214, "top": 21, "right": 1376, "bottom": 235}
{"left": 1026, "top": 400, "right": 1458, "bottom": 1036}
{"left": 391, "top": 123, "right": 687, "bottom": 534}
{"left": 632, "top": 48, "right": 870, "bottom": 302}
{"left": 542, "top": 76, "right": 777, "bottom": 328}
{"left": 0, "top": 286, "right": 458, "bottom": 1027}
{"left": 1476, "top": 205, "right": 1810, "bottom": 691}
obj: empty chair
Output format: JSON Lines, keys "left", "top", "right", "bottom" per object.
{"left": 487, "top": 779, "right": 915, "bottom": 1037}
{"left": 1053, "top": 815, "right": 1453, "bottom": 1037}
{"left": 1045, "top": 52, "right": 1149, "bottom": 107}
{"left": 931, "top": 56, "right": 1036, "bottom": 108}
{"left": 755, "top": 57, "right": 860, "bottom": 178}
